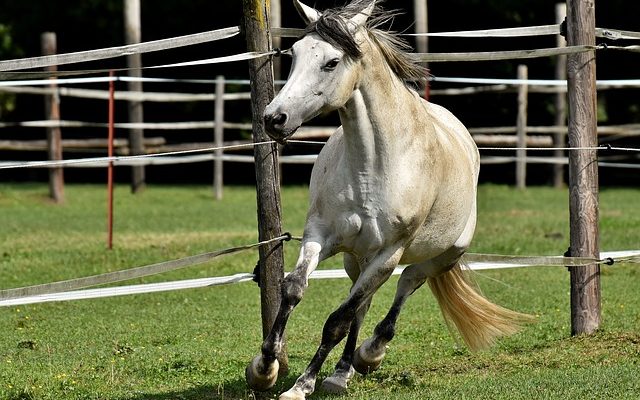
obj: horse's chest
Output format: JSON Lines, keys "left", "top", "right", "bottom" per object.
{"left": 326, "top": 186, "right": 417, "bottom": 255}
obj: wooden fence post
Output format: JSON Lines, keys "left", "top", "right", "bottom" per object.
{"left": 214, "top": 76, "right": 225, "bottom": 200}
{"left": 413, "top": 0, "right": 429, "bottom": 55}
{"left": 554, "top": 3, "right": 568, "bottom": 188}
{"left": 566, "top": 0, "right": 601, "bottom": 335}
{"left": 242, "top": 0, "right": 288, "bottom": 371}
{"left": 41, "top": 32, "right": 64, "bottom": 203}
{"left": 516, "top": 64, "right": 528, "bottom": 189}
{"left": 413, "top": 0, "right": 429, "bottom": 96}
{"left": 270, "top": 0, "right": 282, "bottom": 81}
{"left": 124, "top": 0, "right": 146, "bottom": 193}
{"left": 107, "top": 71, "right": 115, "bottom": 250}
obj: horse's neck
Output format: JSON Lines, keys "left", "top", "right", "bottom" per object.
{"left": 338, "top": 61, "right": 422, "bottom": 175}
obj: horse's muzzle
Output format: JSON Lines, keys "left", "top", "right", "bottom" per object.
{"left": 264, "top": 112, "right": 296, "bottom": 144}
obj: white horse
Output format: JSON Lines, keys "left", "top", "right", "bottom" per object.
{"left": 247, "top": 1, "right": 531, "bottom": 398}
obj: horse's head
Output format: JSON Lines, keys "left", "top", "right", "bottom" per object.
{"left": 264, "top": 0, "right": 375, "bottom": 143}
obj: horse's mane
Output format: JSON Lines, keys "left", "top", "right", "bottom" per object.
{"left": 304, "top": 0, "right": 428, "bottom": 83}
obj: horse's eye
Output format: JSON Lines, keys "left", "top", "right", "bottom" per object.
{"left": 323, "top": 58, "right": 340, "bottom": 71}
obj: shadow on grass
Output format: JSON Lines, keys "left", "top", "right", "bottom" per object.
{"left": 119, "top": 377, "right": 262, "bottom": 400}
{"left": 118, "top": 375, "right": 343, "bottom": 400}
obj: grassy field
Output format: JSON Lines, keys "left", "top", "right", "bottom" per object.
{"left": 0, "top": 183, "right": 639, "bottom": 399}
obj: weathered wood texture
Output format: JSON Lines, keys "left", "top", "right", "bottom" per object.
{"left": 516, "top": 65, "right": 528, "bottom": 189}
{"left": 554, "top": 3, "right": 568, "bottom": 188}
{"left": 41, "top": 32, "right": 64, "bottom": 203}
{"left": 214, "top": 76, "right": 225, "bottom": 200}
{"left": 124, "top": 0, "right": 146, "bottom": 193}
{"left": 413, "top": 0, "right": 428, "bottom": 54}
{"left": 566, "top": 0, "right": 601, "bottom": 335}
{"left": 242, "top": 0, "right": 288, "bottom": 370}
{"left": 270, "top": 0, "right": 282, "bottom": 81}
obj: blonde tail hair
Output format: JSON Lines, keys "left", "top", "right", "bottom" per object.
{"left": 428, "top": 261, "right": 533, "bottom": 351}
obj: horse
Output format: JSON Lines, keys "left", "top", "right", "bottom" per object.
{"left": 246, "top": 1, "right": 531, "bottom": 398}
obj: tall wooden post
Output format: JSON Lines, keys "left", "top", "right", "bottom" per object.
{"left": 270, "top": 0, "right": 282, "bottom": 81}
{"left": 107, "top": 71, "right": 116, "bottom": 250}
{"left": 41, "top": 32, "right": 64, "bottom": 203}
{"left": 566, "top": 0, "right": 600, "bottom": 335}
{"left": 554, "top": 3, "right": 568, "bottom": 188}
{"left": 242, "top": 0, "right": 288, "bottom": 371}
{"left": 124, "top": 0, "right": 145, "bottom": 193}
{"left": 413, "top": 0, "right": 429, "bottom": 95}
{"left": 516, "top": 65, "right": 528, "bottom": 189}
{"left": 214, "top": 76, "right": 225, "bottom": 200}
{"left": 413, "top": 0, "right": 428, "bottom": 55}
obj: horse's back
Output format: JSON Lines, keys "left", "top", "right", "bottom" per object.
{"left": 423, "top": 100, "right": 479, "bottom": 178}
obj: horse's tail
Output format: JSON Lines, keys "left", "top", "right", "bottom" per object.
{"left": 427, "top": 260, "right": 533, "bottom": 351}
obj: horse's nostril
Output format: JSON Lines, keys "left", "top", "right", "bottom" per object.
{"left": 265, "top": 112, "right": 289, "bottom": 133}
{"left": 272, "top": 113, "right": 288, "bottom": 126}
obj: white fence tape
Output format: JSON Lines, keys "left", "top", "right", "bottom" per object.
{"left": 0, "top": 86, "right": 251, "bottom": 102}
{"left": 1, "top": 250, "right": 637, "bottom": 307}
{"left": 430, "top": 77, "right": 640, "bottom": 88}
{"left": 1, "top": 143, "right": 638, "bottom": 170}
{"left": 3, "top": 76, "right": 640, "bottom": 92}
{"left": 0, "top": 119, "right": 252, "bottom": 130}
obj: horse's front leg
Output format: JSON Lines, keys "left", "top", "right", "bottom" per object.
{"left": 246, "top": 241, "right": 323, "bottom": 391}
{"left": 279, "top": 245, "right": 404, "bottom": 400}
{"left": 321, "top": 253, "right": 369, "bottom": 394}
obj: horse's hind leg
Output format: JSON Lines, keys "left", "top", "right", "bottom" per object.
{"left": 353, "top": 253, "right": 459, "bottom": 375}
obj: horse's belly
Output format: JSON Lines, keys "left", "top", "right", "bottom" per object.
{"left": 399, "top": 203, "right": 472, "bottom": 265}
{"left": 400, "top": 229, "right": 456, "bottom": 264}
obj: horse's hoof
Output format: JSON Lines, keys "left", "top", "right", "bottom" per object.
{"left": 321, "top": 365, "right": 354, "bottom": 394}
{"left": 246, "top": 355, "right": 279, "bottom": 391}
{"left": 353, "top": 340, "right": 385, "bottom": 375}
{"left": 279, "top": 387, "right": 306, "bottom": 400}
{"left": 321, "top": 375, "right": 349, "bottom": 394}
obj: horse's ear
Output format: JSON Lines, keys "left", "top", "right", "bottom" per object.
{"left": 293, "top": 0, "right": 321, "bottom": 24}
{"left": 349, "top": 0, "right": 375, "bottom": 29}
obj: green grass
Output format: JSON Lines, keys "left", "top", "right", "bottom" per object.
{"left": 0, "top": 183, "right": 639, "bottom": 399}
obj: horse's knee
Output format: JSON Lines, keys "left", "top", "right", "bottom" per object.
{"left": 322, "top": 308, "right": 354, "bottom": 345}
{"left": 282, "top": 272, "right": 306, "bottom": 307}
{"left": 374, "top": 319, "right": 395, "bottom": 343}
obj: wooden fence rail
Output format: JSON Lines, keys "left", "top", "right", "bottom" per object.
{"left": 1, "top": 74, "right": 639, "bottom": 194}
